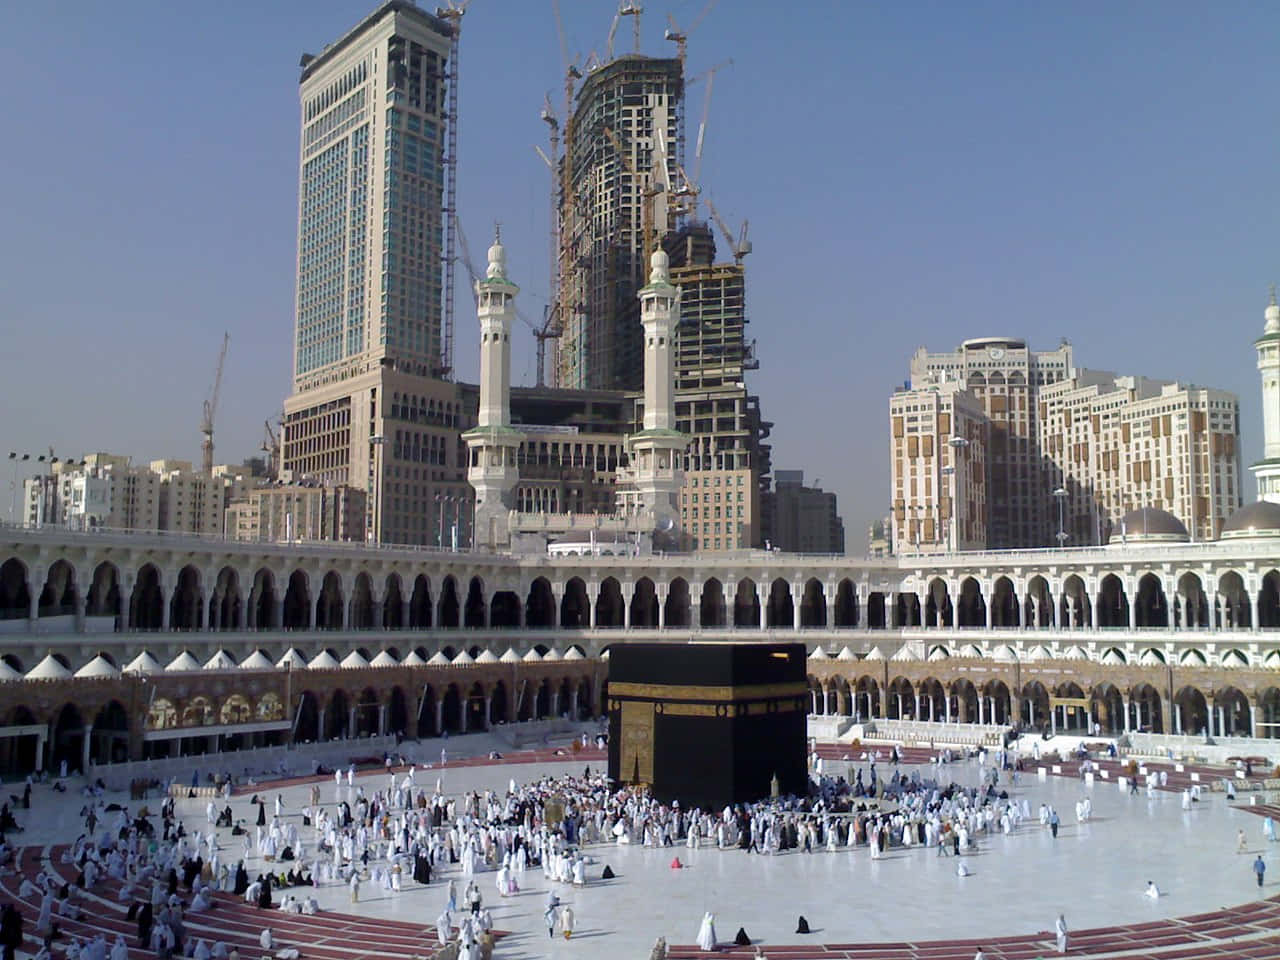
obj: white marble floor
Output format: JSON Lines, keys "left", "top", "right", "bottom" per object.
{"left": 15, "top": 744, "right": 1279, "bottom": 960}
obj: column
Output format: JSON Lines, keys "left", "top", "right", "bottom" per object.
{"left": 896, "top": 693, "right": 903, "bottom": 718}
{"left": 378, "top": 704, "right": 387, "bottom": 736}
{"left": 1206, "top": 590, "right": 1218, "bottom": 630}
{"left": 623, "top": 585, "right": 633, "bottom": 629}
{"left": 26, "top": 570, "right": 40, "bottom": 631}
{"left": 317, "top": 708, "right": 326, "bottom": 740}
{"left": 1011, "top": 694, "right": 1020, "bottom": 726}
{"left": 978, "top": 696, "right": 985, "bottom": 725}
{"left": 1050, "top": 706, "right": 1056, "bottom": 736}
{"left": 482, "top": 696, "right": 492, "bottom": 731}
{"left": 276, "top": 596, "right": 286, "bottom": 631}
{"left": 1249, "top": 700, "right": 1258, "bottom": 739}
{"left": 161, "top": 590, "right": 171, "bottom": 631}
{"left": 1174, "top": 703, "right": 1183, "bottom": 735}
{"left": 826, "top": 598, "right": 836, "bottom": 629}
{"left": 434, "top": 701, "right": 444, "bottom": 737}
{"left": 1218, "top": 706, "right": 1226, "bottom": 737}
{"left": 1027, "top": 698, "right": 1035, "bottom": 726}
{"left": 889, "top": 592, "right": 900, "bottom": 627}
{"left": 656, "top": 587, "right": 668, "bottom": 629}
{"left": 985, "top": 591, "right": 994, "bottom": 630}
{"left": 1123, "top": 697, "right": 1131, "bottom": 733}
{"left": 811, "top": 691, "right": 818, "bottom": 715}
{"left": 74, "top": 594, "right": 86, "bottom": 632}
{"left": 401, "top": 598, "right": 411, "bottom": 627}
{"left": 1127, "top": 580, "right": 1138, "bottom": 630}
{"left": 81, "top": 722, "right": 93, "bottom": 772}
{"left": 588, "top": 587, "right": 598, "bottom": 628}
{"left": 1254, "top": 592, "right": 1263, "bottom": 632}
{"left": 758, "top": 584, "right": 768, "bottom": 630}
{"left": 915, "top": 692, "right": 922, "bottom": 721}
{"left": 483, "top": 598, "right": 491, "bottom": 628}
{"left": 347, "top": 706, "right": 356, "bottom": 739}
{"left": 459, "top": 695, "right": 468, "bottom": 734}
{"left": 342, "top": 595, "right": 352, "bottom": 630}
{"left": 570, "top": 687, "right": 579, "bottom": 720}
{"left": 35, "top": 731, "right": 45, "bottom": 773}
{"left": 792, "top": 583, "right": 803, "bottom": 630}
{"left": 944, "top": 694, "right": 952, "bottom": 723}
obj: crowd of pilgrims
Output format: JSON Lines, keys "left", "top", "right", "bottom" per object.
{"left": 0, "top": 743, "right": 1060, "bottom": 960}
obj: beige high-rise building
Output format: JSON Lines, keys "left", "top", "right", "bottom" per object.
{"left": 283, "top": 2, "right": 462, "bottom": 546}
{"left": 889, "top": 382, "right": 987, "bottom": 553}
{"left": 891, "top": 338, "right": 1241, "bottom": 551}
{"left": 1038, "top": 373, "right": 1241, "bottom": 543}
{"left": 225, "top": 484, "right": 366, "bottom": 543}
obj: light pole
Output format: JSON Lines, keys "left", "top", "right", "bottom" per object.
{"left": 369, "top": 435, "right": 385, "bottom": 546}
{"left": 1053, "top": 486, "right": 1069, "bottom": 549}
{"left": 435, "top": 493, "right": 448, "bottom": 548}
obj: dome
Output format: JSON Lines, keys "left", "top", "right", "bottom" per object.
{"left": 1221, "top": 500, "right": 1280, "bottom": 540}
{"left": 370, "top": 650, "right": 400, "bottom": 667}
{"left": 277, "top": 648, "right": 308, "bottom": 669}
{"left": 239, "top": 651, "right": 276, "bottom": 671}
{"left": 166, "top": 651, "right": 202, "bottom": 672}
{"left": 426, "top": 651, "right": 450, "bottom": 665}
{"left": 0, "top": 661, "right": 21, "bottom": 682}
{"left": 475, "top": 649, "right": 500, "bottom": 663}
{"left": 203, "top": 650, "right": 237, "bottom": 670}
{"left": 541, "top": 648, "right": 562, "bottom": 662}
{"left": 308, "top": 650, "right": 340, "bottom": 670}
{"left": 401, "top": 650, "right": 428, "bottom": 666}
{"left": 451, "top": 649, "right": 475, "bottom": 665}
{"left": 522, "top": 649, "right": 543, "bottom": 662}
{"left": 807, "top": 647, "right": 829, "bottom": 660}
{"left": 563, "top": 647, "right": 585, "bottom": 661}
{"left": 649, "top": 247, "right": 670, "bottom": 282}
{"left": 1108, "top": 507, "right": 1188, "bottom": 545}
{"left": 340, "top": 651, "right": 370, "bottom": 669}
{"left": 124, "top": 651, "right": 162, "bottom": 674}
{"left": 835, "top": 646, "right": 857, "bottom": 661}
{"left": 74, "top": 655, "right": 119, "bottom": 679}
{"left": 499, "top": 648, "right": 521, "bottom": 663}
{"left": 26, "top": 654, "right": 72, "bottom": 680}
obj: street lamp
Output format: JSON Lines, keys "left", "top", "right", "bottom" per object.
{"left": 946, "top": 435, "right": 969, "bottom": 553}
{"left": 1053, "top": 486, "right": 1069, "bottom": 549}
{"left": 369, "top": 435, "right": 385, "bottom": 546}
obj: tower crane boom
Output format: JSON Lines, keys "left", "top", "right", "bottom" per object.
{"left": 200, "top": 332, "right": 230, "bottom": 475}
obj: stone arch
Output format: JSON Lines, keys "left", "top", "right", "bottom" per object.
{"left": 991, "top": 576, "right": 1017, "bottom": 627}
{"left": 1060, "top": 574, "right": 1090, "bottom": 628}
{"left": 698, "top": 578, "right": 726, "bottom": 627}
{"left": 1098, "top": 574, "right": 1128, "bottom": 628}
{"left": 219, "top": 693, "right": 252, "bottom": 726}
{"left": 1260, "top": 571, "right": 1280, "bottom": 628}
{"left": 417, "top": 685, "right": 438, "bottom": 737}
{"left": 596, "top": 578, "right": 624, "bottom": 628}
{"left": 442, "top": 684, "right": 463, "bottom": 733}
{"left": 665, "top": 577, "right": 691, "bottom": 627}
{"left": 490, "top": 590, "right": 521, "bottom": 628}
{"left": 0, "top": 558, "right": 30, "bottom": 621}
{"left": 294, "top": 692, "right": 320, "bottom": 742}
{"left": 853, "top": 675, "right": 881, "bottom": 720}
{"left": 248, "top": 568, "right": 277, "bottom": 630}
{"left": 129, "top": 564, "right": 164, "bottom": 630}
{"left": 327, "top": 689, "right": 350, "bottom": 740}
{"left": 383, "top": 574, "right": 404, "bottom": 629}
{"left": 316, "top": 572, "right": 344, "bottom": 629}
{"left": 1176, "top": 571, "right": 1208, "bottom": 628}
{"left": 734, "top": 578, "right": 760, "bottom": 627}
{"left": 1130, "top": 682, "right": 1163, "bottom": 733}
{"left": 149, "top": 697, "right": 178, "bottom": 731}
{"left": 1258, "top": 687, "right": 1280, "bottom": 739}
{"left": 925, "top": 578, "right": 952, "bottom": 627}
{"left": 1099, "top": 646, "right": 1127, "bottom": 665}
{"left": 981, "top": 679, "right": 1012, "bottom": 725}
{"left": 89, "top": 699, "right": 129, "bottom": 765}
{"left": 534, "top": 678, "right": 552, "bottom": 720}
{"left": 886, "top": 676, "right": 915, "bottom": 719}
{"left": 355, "top": 688, "right": 380, "bottom": 737}
{"left": 210, "top": 566, "right": 242, "bottom": 631}
{"left": 766, "top": 578, "right": 793, "bottom": 628}
{"left": 37, "top": 559, "right": 78, "bottom": 619}
{"left": 1049, "top": 681, "right": 1088, "bottom": 733}
{"left": 86, "top": 561, "right": 122, "bottom": 624}
{"left": 1089, "top": 682, "right": 1124, "bottom": 734}
{"left": 169, "top": 565, "right": 203, "bottom": 631}
{"left": 180, "top": 695, "right": 213, "bottom": 728}
{"left": 575, "top": 675, "right": 593, "bottom": 720}
{"left": 283, "top": 570, "right": 310, "bottom": 629}
{"left": 897, "top": 591, "right": 922, "bottom": 627}
{"left": 464, "top": 577, "right": 486, "bottom": 628}
{"left": 630, "top": 578, "right": 659, "bottom": 628}
{"left": 1134, "top": 573, "right": 1168, "bottom": 628}
{"left": 1215, "top": 686, "right": 1251, "bottom": 737}
{"left": 439, "top": 576, "right": 461, "bottom": 628}
{"left": 1217, "top": 571, "right": 1250, "bottom": 629}
{"left": 256, "top": 692, "right": 285, "bottom": 722}
{"left": 1024, "top": 575, "right": 1053, "bottom": 628}
{"left": 1021, "top": 680, "right": 1050, "bottom": 728}
{"left": 560, "top": 577, "right": 589, "bottom": 628}
{"left": 834, "top": 579, "right": 858, "bottom": 627}
{"left": 525, "top": 578, "right": 555, "bottom": 628}
{"left": 950, "top": 677, "right": 979, "bottom": 723}
{"left": 350, "top": 573, "right": 375, "bottom": 629}
{"left": 918, "top": 677, "right": 947, "bottom": 721}
{"left": 799, "top": 579, "right": 825, "bottom": 628}
{"left": 489, "top": 681, "right": 509, "bottom": 726}
{"left": 866, "top": 591, "right": 887, "bottom": 629}
{"left": 51, "top": 703, "right": 86, "bottom": 775}
{"left": 956, "top": 577, "right": 985, "bottom": 627}
{"left": 409, "top": 575, "right": 433, "bottom": 628}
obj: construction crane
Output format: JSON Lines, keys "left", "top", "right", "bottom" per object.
{"left": 261, "top": 419, "right": 281, "bottom": 480}
{"left": 434, "top": 0, "right": 471, "bottom": 381}
{"left": 665, "top": 0, "right": 719, "bottom": 171}
{"left": 553, "top": 0, "right": 581, "bottom": 388}
{"left": 704, "top": 196, "right": 751, "bottom": 265}
{"left": 603, "top": 125, "right": 665, "bottom": 255}
{"left": 687, "top": 58, "right": 731, "bottom": 188}
{"left": 456, "top": 219, "right": 561, "bottom": 388}
{"left": 200, "top": 332, "right": 230, "bottom": 476}
{"left": 620, "top": 2, "right": 643, "bottom": 54}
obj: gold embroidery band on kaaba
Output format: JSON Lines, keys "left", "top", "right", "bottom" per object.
{"left": 607, "top": 681, "right": 810, "bottom": 702}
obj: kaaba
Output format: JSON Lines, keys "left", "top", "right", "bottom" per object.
{"left": 606, "top": 641, "right": 809, "bottom": 809}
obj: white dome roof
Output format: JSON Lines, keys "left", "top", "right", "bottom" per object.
{"left": 340, "top": 651, "right": 370, "bottom": 669}
{"left": 863, "top": 646, "right": 885, "bottom": 661}
{"left": 166, "top": 651, "right": 202, "bottom": 672}
{"left": 808, "top": 647, "right": 829, "bottom": 660}
{"left": 0, "top": 660, "right": 21, "bottom": 682}
{"left": 499, "top": 648, "right": 521, "bottom": 663}
{"left": 836, "top": 646, "right": 857, "bottom": 661}
{"left": 124, "top": 651, "right": 162, "bottom": 674}
{"left": 522, "top": 649, "right": 543, "bottom": 662}
{"left": 475, "top": 649, "right": 499, "bottom": 663}
{"left": 74, "top": 655, "right": 120, "bottom": 679}
{"left": 427, "top": 651, "right": 451, "bottom": 665}
{"left": 239, "top": 651, "right": 275, "bottom": 671}
{"left": 563, "top": 647, "right": 585, "bottom": 661}
{"left": 203, "top": 651, "right": 237, "bottom": 671}
{"left": 401, "top": 650, "right": 428, "bottom": 666}
{"left": 26, "top": 654, "right": 72, "bottom": 680}
{"left": 451, "top": 649, "right": 475, "bottom": 665}
{"left": 277, "top": 648, "right": 308, "bottom": 669}
{"left": 600, "top": 649, "right": 610, "bottom": 661}
{"left": 370, "top": 650, "right": 400, "bottom": 667}
{"left": 308, "top": 650, "right": 341, "bottom": 670}
{"left": 927, "top": 646, "right": 951, "bottom": 662}
{"left": 541, "top": 648, "right": 562, "bottom": 662}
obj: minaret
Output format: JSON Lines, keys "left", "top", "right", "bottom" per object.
{"left": 627, "top": 247, "right": 689, "bottom": 545}
{"left": 1254, "top": 288, "right": 1280, "bottom": 503}
{"left": 463, "top": 231, "right": 524, "bottom": 548}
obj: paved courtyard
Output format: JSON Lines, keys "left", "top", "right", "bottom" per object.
{"left": 9, "top": 733, "right": 1280, "bottom": 959}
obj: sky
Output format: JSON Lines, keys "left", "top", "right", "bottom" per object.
{"left": 1, "top": 0, "right": 1278, "bottom": 547}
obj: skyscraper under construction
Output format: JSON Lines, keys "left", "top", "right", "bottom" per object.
{"left": 557, "top": 55, "right": 683, "bottom": 391}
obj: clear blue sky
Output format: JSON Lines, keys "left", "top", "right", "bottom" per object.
{"left": 2, "top": 0, "right": 1277, "bottom": 546}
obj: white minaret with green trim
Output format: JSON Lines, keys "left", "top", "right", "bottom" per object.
{"left": 464, "top": 232, "right": 524, "bottom": 548}
{"left": 1254, "top": 288, "right": 1280, "bottom": 503}
{"left": 627, "top": 247, "right": 689, "bottom": 544}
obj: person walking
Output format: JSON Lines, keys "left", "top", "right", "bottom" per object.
{"left": 1254, "top": 855, "right": 1266, "bottom": 889}
{"left": 1054, "top": 914, "right": 1068, "bottom": 954}
{"left": 1049, "top": 809, "right": 1060, "bottom": 839}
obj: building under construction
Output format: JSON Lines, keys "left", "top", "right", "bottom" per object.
{"left": 558, "top": 54, "right": 683, "bottom": 392}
